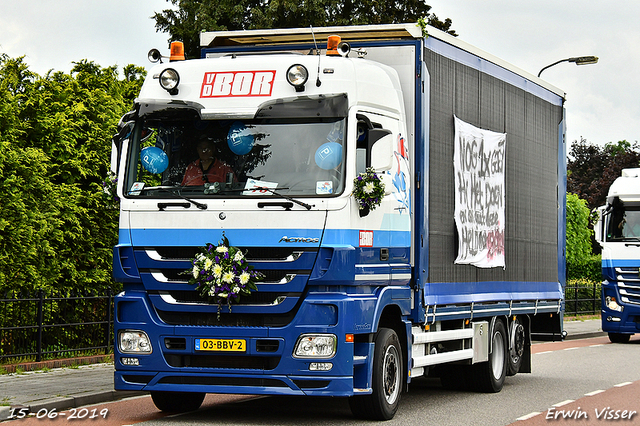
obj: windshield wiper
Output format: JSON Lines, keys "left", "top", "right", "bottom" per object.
{"left": 140, "top": 186, "right": 207, "bottom": 210}
{"left": 255, "top": 187, "right": 313, "bottom": 210}
{"left": 163, "top": 188, "right": 207, "bottom": 210}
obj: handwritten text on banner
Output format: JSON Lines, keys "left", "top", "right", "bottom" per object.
{"left": 453, "top": 116, "right": 506, "bottom": 268}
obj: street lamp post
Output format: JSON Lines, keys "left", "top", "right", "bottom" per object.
{"left": 537, "top": 56, "right": 599, "bottom": 77}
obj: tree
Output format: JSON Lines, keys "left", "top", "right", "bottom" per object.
{"left": 0, "top": 55, "right": 145, "bottom": 294}
{"left": 566, "top": 192, "right": 601, "bottom": 280}
{"left": 567, "top": 138, "right": 640, "bottom": 211}
{"left": 566, "top": 193, "right": 592, "bottom": 265}
{"left": 153, "top": 0, "right": 457, "bottom": 60}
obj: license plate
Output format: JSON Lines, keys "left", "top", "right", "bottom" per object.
{"left": 195, "top": 338, "right": 246, "bottom": 352}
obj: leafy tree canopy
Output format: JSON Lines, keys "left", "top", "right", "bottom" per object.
{"left": 0, "top": 54, "right": 144, "bottom": 294}
{"left": 566, "top": 193, "right": 593, "bottom": 264}
{"left": 567, "top": 138, "right": 640, "bottom": 211}
{"left": 153, "top": 0, "right": 457, "bottom": 59}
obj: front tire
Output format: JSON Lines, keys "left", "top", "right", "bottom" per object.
{"left": 349, "top": 328, "right": 403, "bottom": 420}
{"left": 608, "top": 332, "right": 631, "bottom": 343}
{"left": 151, "top": 391, "right": 205, "bottom": 413}
{"left": 471, "top": 319, "right": 507, "bottom": 393}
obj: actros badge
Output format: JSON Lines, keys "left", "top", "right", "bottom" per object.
{"left": 279, "top": 236, "right": 320, "bottom": 243}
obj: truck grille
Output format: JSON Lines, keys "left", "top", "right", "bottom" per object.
{"left": 164, "top": 291, "right": 298, "bottom": 306}
{"left": 157, "top": 309, "right": 297, "bottom": 327}
{"left": 151, "top": 246, "right": 309, "bottom": 262}
{"left": 616, "top": 267, "right": 640, "bottom": 305}
{"left": 133, "top": 245, "right": 323, "bottom": 326}
{"left": 164, "top": 353, "right": 280, "bottom": 370}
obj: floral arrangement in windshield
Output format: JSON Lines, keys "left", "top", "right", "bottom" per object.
{"left": 186, "top": 234, "right": 263, "bottom": 319}
{"left": 353, "top": 167, "right": 386, "bottom": 216}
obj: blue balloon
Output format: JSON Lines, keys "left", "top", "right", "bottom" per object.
{"left": 227, "top": 121, "right": 254, "bottom": 155}
{"left": 314, "top": 142, "right": 343, "bottom": 170}
{"left": 140, "top": 146, "right": 169, "bottom": 174}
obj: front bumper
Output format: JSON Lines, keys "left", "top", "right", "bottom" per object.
{"left": 113, "top": 289, "right": 388, "bottom": 397}
{"left": 601, "top": 280, "right": 640, "bottom": 334}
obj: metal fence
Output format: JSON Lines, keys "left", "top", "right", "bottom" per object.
{"left": 0, "top": 281, "right": 599, "bottom": 363}
{"left": 0, "top": 289, "right": 114, "bottom": 362}
{"left": 565, "top": 280, "right": 601, "bottom": 316}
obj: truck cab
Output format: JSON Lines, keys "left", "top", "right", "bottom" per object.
{"left": 595, "top": 168, "right": 640, "bottom": 342}
{"left": 113, "top": 31, "right": 413, "bottom": 419}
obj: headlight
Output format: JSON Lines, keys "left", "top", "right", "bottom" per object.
{"left": 159, "top": 68, "right": 180, "bottom": 94}
{"left": 118, "top": 330, "right": 152, "bottom": 354}
{"left": 286, "top": 64, "right": 308, "bottom": 92}
{"left": 293, "top": 334, "right": 336, "bottom": 358}
{"left": 605, "top": 296, "right": 623, "bottom": 312}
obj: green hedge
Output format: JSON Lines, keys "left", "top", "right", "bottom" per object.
{"left": 0, "top": 56, "right": 144, "bottom": 295}
{"left": 567, "top": 254, "right": 602, "bottom": 281}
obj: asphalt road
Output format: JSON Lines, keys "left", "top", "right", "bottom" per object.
{"left": 6, "top": 335, "right": 639, "bottom": 426}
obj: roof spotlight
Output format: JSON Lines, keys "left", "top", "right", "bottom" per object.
{"left": 287, "top": 64, "right": 309, "bottom": 92}
{"left": 159, "top": 68, "right": 180, "bottom": 95}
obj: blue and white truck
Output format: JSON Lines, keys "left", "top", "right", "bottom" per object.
{"left": 595, "top": 168, "right": 640, "bottom": 343}
{"left": 111, "top": 23, "right": 566, "bottom": 420}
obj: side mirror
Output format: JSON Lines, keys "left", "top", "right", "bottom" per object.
{"left": 371, "top": 133, "right": 394, "bottom": 172}
{"left": 110, "top": 120, "right": 134, "bottom": 175}
{"left": 593, "top": 206, "right": 605, "bottom": 243}
{"left": 110, "top": 140, "right": 118, "bottom": 175}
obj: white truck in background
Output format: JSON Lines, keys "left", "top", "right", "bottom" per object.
{"left": 595, "top": 168, "right": 640, "bottom": 343}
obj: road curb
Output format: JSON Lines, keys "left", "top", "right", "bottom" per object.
{"left": 564, "top": 331, "right": 606, "bottom": 340}
{"left": 1, "top": 355, "right": 115, "bottom": 374}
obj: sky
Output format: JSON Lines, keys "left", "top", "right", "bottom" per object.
{"left": 0, "top": 1, "right": 638, "bottom": 147}
{"left": 0, "top": 0, "right": 171, "bottom": 75}
{"left": 427, "top": 1, "right": 640, "bottom": 147}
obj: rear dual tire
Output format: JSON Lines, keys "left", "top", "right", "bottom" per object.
{"left": 472, "top": 319, "right": 508, "bottom": 392}
{"left": 507, "top": 318, "right": 525, "bottom": 376}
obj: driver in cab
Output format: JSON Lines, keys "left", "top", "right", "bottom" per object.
{"left": 182, "top": 136, "right": 234, "bottom": 186}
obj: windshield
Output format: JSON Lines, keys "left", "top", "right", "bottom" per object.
{"left": 123, "top": 112, "right": 346, "bottom": 199}
{"left": 605, "top": 200, "right": 640, "bottom": 241}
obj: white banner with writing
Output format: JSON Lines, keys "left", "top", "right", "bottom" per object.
{"left": 453, "top": 116, "right": 506, "bottom": 268}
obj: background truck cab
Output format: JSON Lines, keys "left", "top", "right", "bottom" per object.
{"left": 595, "top": 168, "right": 640, "bottom": 343}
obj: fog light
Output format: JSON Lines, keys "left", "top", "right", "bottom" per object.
{"left": 310, "top": 362, "right": 333, "bottom": 371}
{"left": 119, "top": 330, "right": 152, "bottom": 354}
{"left": 605, "top": 296, "right": 623, "bottom": 312}
{"left": 293, "top": 334, "right": 336, "bottom": 358}
{"left": 121, "top": 357, "right": 140, "bottom": 366}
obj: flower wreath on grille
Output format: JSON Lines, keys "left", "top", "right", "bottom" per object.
{"left": 186, "top": 234, "right": 263, "bottom": 319}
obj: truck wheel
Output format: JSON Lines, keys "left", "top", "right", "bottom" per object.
{"left": 151, "top": 391, "right": 205, "bottom": 413}
{"left": 507, "top": 318, "right": 525, "bottom": 376}
{"left": 608, "top": 332, "right": 631, "bottom": 343}
{"left": 349, "top": 328, "right": 403, "bottom": 420}
{"left": 471, "top": 319, "right": 507, "bottom": 392}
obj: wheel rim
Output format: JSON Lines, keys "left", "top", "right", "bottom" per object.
{"left": 382, "top": 345, "right": 401, "bottom": 404}
{"left": 491, "top": 331, "right": 505, "bottom": 380}
{"left": 511, "top": 324, "right": 525, "bottom": 362}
